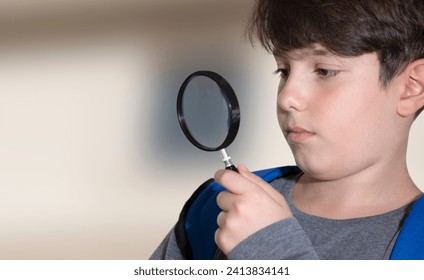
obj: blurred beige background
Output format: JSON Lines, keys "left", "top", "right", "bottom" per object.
{"left": 0, "top": 0, "right": 423, "bottom": 259}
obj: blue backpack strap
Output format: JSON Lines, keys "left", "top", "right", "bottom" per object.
{"left": 183, "top": 165, "right": 301, "bottom": 260}
{"left": 390, "top": 195, "right": 424, "bottom": 260}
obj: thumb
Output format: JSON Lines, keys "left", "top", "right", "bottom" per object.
{"left": 238, "top": 164, "right": 287, "bottom": 206}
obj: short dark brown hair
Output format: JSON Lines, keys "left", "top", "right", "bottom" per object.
{"left": 247, "top": 0, "right": 424, "bottom": 87}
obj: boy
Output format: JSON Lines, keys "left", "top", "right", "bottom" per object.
{"left": 151, "top": 0, "right": 424, "bottom": 259}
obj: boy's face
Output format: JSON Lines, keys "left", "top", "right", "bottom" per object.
{"left": 274, "top": 45, "right": 407, "bottom": 181}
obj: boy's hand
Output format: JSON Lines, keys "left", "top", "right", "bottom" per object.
{"left": 214, "top": 164, "right": 293, "bottom": 255}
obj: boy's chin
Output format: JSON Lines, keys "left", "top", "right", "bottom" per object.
{"left": 295, "top": 159, "right": 340, "bottom": 181}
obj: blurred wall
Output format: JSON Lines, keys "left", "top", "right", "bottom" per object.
{"left": 0, "top": 0, "right": 422, "bottom": 259}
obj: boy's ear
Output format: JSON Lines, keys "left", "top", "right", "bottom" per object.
{"left": 398, "top": 59, "right": 424, "bottom": 117}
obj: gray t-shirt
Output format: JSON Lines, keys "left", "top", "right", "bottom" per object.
{"left": 150, "top": 174, "right": 409, "bottom": 260}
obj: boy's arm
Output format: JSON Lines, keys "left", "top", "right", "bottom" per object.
{"left": 227, "top": 217, "right": 318, "bottom": 259}
{"left": 149, "top": 219, "right": 319, "bottom": 260}
{"left": 149, "top": 227, "right": 185, "bottom": 260}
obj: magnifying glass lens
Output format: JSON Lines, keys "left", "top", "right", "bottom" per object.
{"left": 182, "top": 76, "right": 229, "bottom": 148}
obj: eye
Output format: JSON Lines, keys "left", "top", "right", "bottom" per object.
{"left": 273, "top": 68, "right": 290, "bottom": 80}
{"left": 314, "top": 68, "right": 339, "bottom": 77}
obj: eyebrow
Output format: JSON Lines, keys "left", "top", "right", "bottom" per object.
{"left": 310, "top": 48, "right": 333, "bottom": 57}
{"left": 274, "top": 47, "right": 339, "bottom": 61}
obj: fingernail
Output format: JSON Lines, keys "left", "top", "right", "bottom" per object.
{"left": 239, "top": 164, "right": 249, "bottom": 172}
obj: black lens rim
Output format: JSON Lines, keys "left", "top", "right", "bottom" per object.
{"left": 176, "top": 70, "right": 240, "bottom": 152}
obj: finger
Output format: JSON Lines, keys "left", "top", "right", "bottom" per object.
{"left": 216, "top": 191, "right": 236, "bottom": 211}
{"left": 216, "top": 211, "right": 226, "bottom": 228}
{"left": 214, "top": 227, "right": 226, "bottom": 253}
{"left": 214, "top": 223, "right": 233, "bottom": 255}
{"left": 214, "top": 168, "right": 256, "bottom": 195}
{"left": 238, "top": 164, "right": 265, "bottom": 185}
{"left": 238, "top": 164, "right": 287, "bottom": 206}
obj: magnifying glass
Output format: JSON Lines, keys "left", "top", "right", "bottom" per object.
{"left": 177, "top": 71, "right": 240, "bottom": 172}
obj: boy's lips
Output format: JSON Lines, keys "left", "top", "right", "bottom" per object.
{"left": 286, "top": 126, "right": 315, "bottom": 143}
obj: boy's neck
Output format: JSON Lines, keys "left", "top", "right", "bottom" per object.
{"left": 291, "top": 161, "right": 422, "bottom": 219}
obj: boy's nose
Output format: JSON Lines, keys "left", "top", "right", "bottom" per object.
{"left": 277, "top": 77, "right": 308, "bottom": 112}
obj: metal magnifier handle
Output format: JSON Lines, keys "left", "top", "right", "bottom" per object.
{"left": 220, "top": 149, "right": 238, "bottom": 172}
